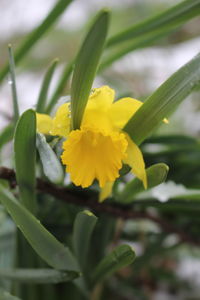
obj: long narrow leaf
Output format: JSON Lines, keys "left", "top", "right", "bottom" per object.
{"left": 71, "top": 10, "right": 110, "bottom": 129}
{"left": 37, "top": 133, "right": 64, "bottom": 184}
{"left": 36, "top": 59, "right": 59, "bottom": 113}
{"left": 107, "top": 0, "right": 200, "bottom": 47}
{"left": 0, "top": 268, "right": 78, "bottom": 284}
{"left": 46, "top": 61, "right": 74, "bottom": 114}
{"left": 14, "top": 110, "right": 36, "bottom": 213}
{"left": 100, "top": 0, "right": 200, "bottom": 69}
{"left": 92, "top": 244, "right": 135, "bottom": 284}
{"left": 0, "top": 0, "right": 73, "bottom": 83}
{"left": 117, "top": 163, "right": 169, "bottom": 204}
{"left": 0, "top": 124, "right": 15, "bottom": 151}
{"left": 100, "top": 28, "right": 173, "bottom": 71}
{"left": 124, "top": 53, "right": 200, "bottom": 145}
{"left": 73, "top": 211, "right": 97, "bottom": 271}
{"left": 146, "top": 134, "right": 198, "bottom": 145}
{"left": 8, "top": 45, "right": 19, "bottom": 123}
{"left": 0, "top": 185, "right": 79, "bottom": 272}
{"left": 0, "top": 288, "right": 21, "bottom": 300}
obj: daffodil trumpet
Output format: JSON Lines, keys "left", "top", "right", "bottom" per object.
{"left": 37, "top": 86, "right": 147, "bottom": 201}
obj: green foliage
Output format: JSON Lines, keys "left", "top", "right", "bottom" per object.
{"left": 117, "top": 163, "right": 169, "bottom": 203}
{"left": 0, "top": 124, "right": 14, "bottom": 151}
{"left": 73, "top": 211, "right": 97, "bottom": 271}
{"left": 8, "top": 45, "right": 19, "bottom": 123}
{"left": 124, "top": 53, "right": 200, "bottom": 145}
{"left": 36, "top": 59, "right": 59, "bottom": 113}
{"left": 0, "top": 288, "right": 21, "bottom": 300}
{"left": 14, "top": 110, "right": 37, "bottom": 213}
{"left": 0, "top": 268, "right": 78, "bottom": 284}
{"left": 0, "top": 1, "right": 200, "bottom": 299}
{"left": 107, "top": 0, "right": 200, "bottom": 47}
{"left": 71, "top": 10, "right": 110, "bottom": 129}
{"left": 0, "top": 185, "right": 79, "bottom": 273}
{"left": 46, "top": 61, "right": 74, "bottom": 114}
{"left": 0, "top": 0, "right": 73, "bottom": 82}
{"left": 37, "top": 133, "right": 64, "bottom": 184}
{"left": 101, "top": 0, "right": 200, "bottom": 69}
{"left": 92, "top": 244, "right": 136, "bottom": 283}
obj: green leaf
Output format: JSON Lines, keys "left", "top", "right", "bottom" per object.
{"left": 101, "top": 29, "right": 172, "bottom": 71}
{"left": 137, "top": 181, "right": 200, "bottom": 202}
{"left": 71, "top": 10, "right": 110, "bottom": 129}
{"left": 0, "top": 185, "right": 79, "bottom": 272}
{"left": 0, "top": 0, "right": 73, "bottom": 83}
{"left": 8, "top": 45, "right": 19, "bottom": 123}
{"left": 0, "top": 218, "right": 16, "bottom": 270}
{"left": 124, "top": 53, "right": 200, "bottom": 145}
{"left": 0, "top": 124, "right": 14, "bottom": 152}
{"left": 0, "top": 268, "right": 79, "bottom": 284}
{"left": 107, "top": 0, "right": 200, "bottom": 47}
{"left": 14, "top": 110, "right": 36, "bottom": 213}
{"left": 101, "top": 0, "right": 200, "bottom": 69}
{"left": 46, "top": 61, "right": 74, "bottom": 114}
{"left": 117, "top": 163, "right": 169, "bottom": 204}
{"left": 145, "top": 134, "right": 198, "bottom": 145}
{"left": 36, "top": 59, "right": 59, "bottom": 113}
{"left": 37, "top": 133, "right": 64, "bottom": 184}
{"left": 92, "top": 244, "right": 135, "bottom": 283}
{"left": 131, "top": 199, "right": 200, "bottom": 213}
{"left": 73, "top": 211, "right": 97, "bottom": 270}
{"left": 0, "top": 288, "right": 21, "bottom": 300}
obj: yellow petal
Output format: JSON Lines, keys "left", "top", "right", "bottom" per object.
{"left": 61, "top": 129, "right": 128, "bottom": 188}
{"left": 50, "top": 103, "right": 70, "bottom": 137}
{"left": 36, "top": 113, "right": 53, "bottom": 134}
{"left": 109, "top": 97, "right": 143, "bottom": 129}
{"left": 99, "top": 182, "right": 114, "bottom": 203}
{"left": 124, "top": 134, "right": 147, "bottom": 189}
{"left": 82, "top": 108, "right": 113, "bottom": 134}
{"left": 87, "top": 85, "right": 115, "bottom": 110}
{"left": 82, "top": 86, "right": 115, "bottom": 134}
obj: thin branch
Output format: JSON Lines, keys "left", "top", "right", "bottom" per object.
{"left": 0, "top": 166, "right": 199, "bottom": 246}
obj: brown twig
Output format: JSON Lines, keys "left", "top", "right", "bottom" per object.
{"left": 0, "top": 166, "right": 199, "bottom": 246}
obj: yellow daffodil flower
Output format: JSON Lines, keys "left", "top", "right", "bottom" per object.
{"left": 37, "top": 86, "right": 147, "bottom": 201}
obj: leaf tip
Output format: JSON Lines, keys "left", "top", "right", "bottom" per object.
{"left": 83, "top": 210, "right": 95, "bottom": 217}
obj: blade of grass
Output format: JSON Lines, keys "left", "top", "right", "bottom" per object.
{"left": 8, "top": 45, "right": 19, "bottom": 123}
{"left": 107, "top": 0, "right": 200, "bottom": 47}
{"left": 45, "top": 61, "right": 74, "bottom": 114}
{"left": 100, "top": 28, "right": 173, "bottom": 71}
{"left": 36, "top": 59, "right": 59, "bottom": 113}
{"left": 100, "top": 0, "right": 200, "bottom": 69}
{"left": 73, "top": 211, "right": 97, "bottom": 271}
{"left": 0, "top": 0, "right": 73, "bottom": 83}
{"left": 0, "top": 123, "right": 15, "bottom": 152}
{"left": 116, "top": 163, "right": 169, "bottom": 204}
{"left": 130, "top": 199, "right": 200, "bottom": 213}
{"left": 14, "top": 110, "right": 36, "bottom": 213}
{"left": 0, "top": 184, "right": 79, "bottom": 272}
{"left": 145, "top": 134, "right": 198, "bottom": 145}
{"left": 71, "top": 9, "right": 110, "bottom": 129}
{"left": 0, "top": 268, "right": 78, "bottom": 284}
{"left": 92, "top": 244, "right": 135, "bottom": 284}
{"left": 124, "top": 53, "right": 200, "bottom": 145}
{"left": 0, "top": 288, "right": 21, "bottom": 300}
